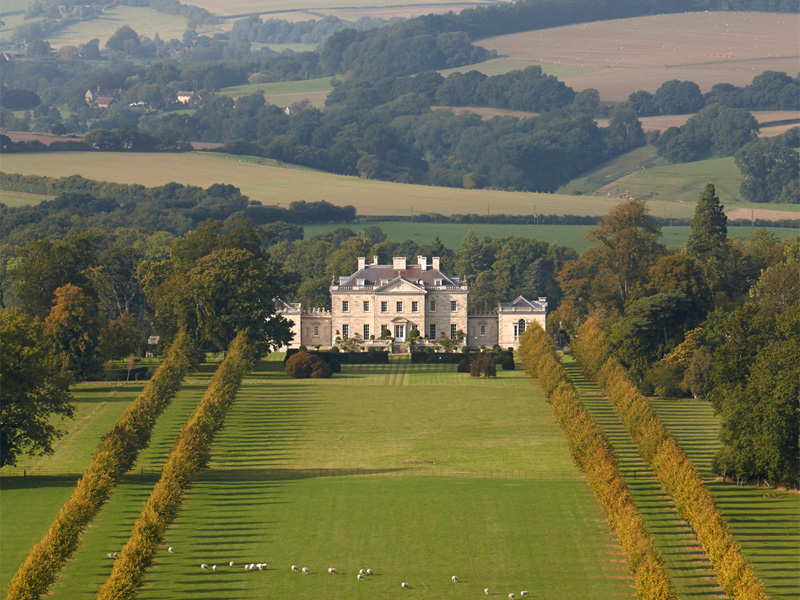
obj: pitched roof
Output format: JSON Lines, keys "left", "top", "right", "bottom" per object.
{"left": 499, "top": 295, "right": 547, "bottom": 310}
{"left": 337, "top": 264, "right": 459, "bottom": 288}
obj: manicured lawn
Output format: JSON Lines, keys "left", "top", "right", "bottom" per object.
{"left": 647, "top": 398, "right": 800, "bottom": 600}
{"left": 27, "top": 359, "right": 636, "bottom": 599}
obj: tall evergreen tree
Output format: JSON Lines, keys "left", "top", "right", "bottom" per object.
{"left": 686, "top": 183, "right": 728, "bottom": 280}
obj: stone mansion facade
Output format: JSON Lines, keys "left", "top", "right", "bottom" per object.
{"left": 277, "top": 256, "right": 547, "bottom": 351}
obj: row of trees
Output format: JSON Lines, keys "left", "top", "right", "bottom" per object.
{"left": 96, "top": 332, "right": 253, "bottom": 600}
{"left": 4, "top": 333, "right": 192, "bottom": 599}
{"left": 629, "top": 72, "right": 800, "bottom": 116}
{"left": 551, "top": 187, "right": 798, "bottom": 486}
{"left": 518, "top": 324, "right": 676, "bottom": 599}
{"left": 573, "top": 320, "right": 768, "bottom": 597}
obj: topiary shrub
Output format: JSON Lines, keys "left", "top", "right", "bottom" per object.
{"left": 457, "top": 358, "right": 470, "bottom": 373}
{"left": 285, "top": 351, "right": 332, "bottom": 378}
{"left": 501, "top": 355, "right": 515, "bottom": 370}
{"left": 329, "top": 346, "right": 340, "bottom": 353}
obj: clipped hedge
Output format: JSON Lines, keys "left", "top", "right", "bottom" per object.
{"left": 411, "top": 351, "right": 473, "bottom": 363}
{"left": 5, "top": 332, "right": 193, "bottom": 600}
{"left": 573, "top": 318, "right": 768, "bottom": 600}
{"left": 518, "top": 326, "right": 676, "bottom": 600}
{"left": 285, "top": 351, "right": 332, "bottom": 378}
{"left": 96, "top": 332, "right": 253, "bottom": 600}
{"left": 284, "top": 348, "right": 389, "bottom": 364}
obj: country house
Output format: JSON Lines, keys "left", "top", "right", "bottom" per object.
{"left": 278, "top": 256, "right": 546, "bottom": 351}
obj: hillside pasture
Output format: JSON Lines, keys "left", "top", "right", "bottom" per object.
{"left": 476, "top": 12, "right": 799, "bottom": 102}
{"left": 0, "top": 189, "right": 53, "bottom": 206}
{"left": 46, "top": 6, "right": 193, "bottom": 48}
{"left": 219, "top": 77, "right": 333, "bottom": 108}
{"left": 3, "top": 151, "right": 797, "bottom": 220}
{"left": 0, "top": 151, "right": 637, "bottom": 218}
{"left": 302, "top": 222, "right": 800, "bottom": 254}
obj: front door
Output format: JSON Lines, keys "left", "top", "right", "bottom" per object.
{"left": 394, "top": 324, "right": 405, "bottom": 341}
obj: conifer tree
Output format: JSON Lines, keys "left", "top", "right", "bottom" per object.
{"left": 686, "top": 183, "right": 728, "bottom": 280}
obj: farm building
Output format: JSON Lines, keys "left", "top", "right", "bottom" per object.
{"left": 277, "top": 256, "right": 546, "bottom": 351}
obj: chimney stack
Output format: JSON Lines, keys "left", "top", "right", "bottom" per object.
{"left": 373, "top": 255, "right": 379, "bottom": 265}
{"left": 418, "top": 256, "right": 427, "bottom": 270}
{"left": 357, "top": 257, "right": 366, "bottom": 270}
{"left": 432, "top": 256, "right": 440, "bottom": 270}
{"left": 392, "top": 256, "right": 407, "bottom": 270}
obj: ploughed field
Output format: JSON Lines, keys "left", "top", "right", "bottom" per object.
{"left": 2, "top": 358, "right": 635, "bottom": 600}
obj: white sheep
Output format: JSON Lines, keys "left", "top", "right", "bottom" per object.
{"left": 328, "top": 567, "right": 338, "bottom": 574}
{"left": 106, "top": 553, "right": 114, "bottom": 559}
{"left": 452, "top": 575, "right": 458, "bottom": 582}
{"left": 401, "top": 582, "right": 410, "bottom": 588}
{"left": 359, "top": 569, "right": 365, "bottom": 575}
{"left": 357, "top": 573, "right": 365, "bottom": 581}
{"left": 302, "top": 567, "right": 309, "bottom": 574}
{"left": 249, "top": 563, "right": 255, "bottom": 570}
{"left": 244, "top": 564, "right": 251, "bottom": 571}
{"left": 485, "top": 588, "right": 490, "bottom": 595}
{"left": 112, "top": 552, "right": 118, "bottom": 559}
{"left": 229, "top": 561, "right": 235, "bottom": 567}
{"left": 509, "top": 594, "right": 516, "bottom": 599}
{"left": 366, "top": 568, "right": 373, "bottom": 575}
{"left": 291, "top": 565, "right": 299, "bottom": 572}
{"left": 521, "top": 592, "right": 529, "bottom": 597}
{"left": 257, "top": 563, "right": 264, "bottom": 571}
{"left": 211, "top": 565, "right": 217, "bottom": 572}
{"left": 168, "top": 547, "right": 174, "bottom": 554}
{"left": 200, "top": 563, "right": 209, "bottom": 570}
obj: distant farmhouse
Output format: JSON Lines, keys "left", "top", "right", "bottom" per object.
{"left": 278, "top": 256, "right": 547, "bottom": 352}
{"left": 85, "top": 87, "right": 121, "bottom": 108}
{"left": 176, "top": 91, "right": 201, "bottom": 106}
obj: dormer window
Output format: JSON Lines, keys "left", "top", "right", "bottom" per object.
{"left": 357, "top": 279, "right": 365, "bottom": 286}
{"left": 434, "top": 279, "right": 443, "bottom": 286}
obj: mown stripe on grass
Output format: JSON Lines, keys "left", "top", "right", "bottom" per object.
{"left": 563, "top": 360, "right": 724, "bottom": 600}
{"left": 646, "top": 398, "right": 800, "bottom": 600}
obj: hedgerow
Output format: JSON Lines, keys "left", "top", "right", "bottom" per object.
{"left": 95, "top": 331, "right": 253, "bottom": 600}
{"left": 573, "top": 318, "right": 768, "bottom": 600}
{"left": 518, "top": 325, "right": 676, "bottom": 600}
{"left": 5, "top": 332, "right": 193, "bottom": 600}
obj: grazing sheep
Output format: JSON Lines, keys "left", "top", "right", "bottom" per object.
{"left": 302, "top": 567, "right": 309, "bottom": 574}
{"left": 229, "top": 561, "right": 235, "bottom": 568}
{"left": 452, "top": 575, "right": 458, "bottom": 583}
{"left": 366, "top": 568, "right": 373, "bottom": 576}
{"left": 485, "top": 588, "right": 490, "bottom": 595}
{"left": 291, "top": 565, "right": 299, "bottom": 572}
{"left": 401, "top": 582, "right": 410, "bottom": 588}
{"left": 357, "top": 573, "right": 365, "bottom": 581}
{"left": 509, "top": 594, "right": 516, "bottom": 599}
{"left": 112, "top": 552, "right": 118, "bottom": 559}
{"left": 211, "top": 565, "right": 217, "bottom": 572}
{"left": 200, "top": 564, "right": 209, "bottom": 570}
{"left": 249, "top": 563, "right": 255, "bottom": 570}
{"left": 521, "top": 592, "right": 529, "bottom": 597}
{"left": 168, "top": 547, "right": 174, "bottom": 554}
{"left": 359, "top": 569, "right": 365, "bottom": 575}
{"left": 328, "top": 567, "right": 338, "bottom": 574}
{"left": 257, "top": 563, "right": 264, "bottom": 571}
{"left": 245, "top": 564, "right": 251, "bottom": 571}
{"left": 106, "top": 553, "right": 114, "bottom": 559}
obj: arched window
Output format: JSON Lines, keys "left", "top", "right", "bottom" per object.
{"left": 514, "top": 319, "right": 527, "bottom": 339}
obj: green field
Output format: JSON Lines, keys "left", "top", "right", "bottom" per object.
{"left": 0, "top": 189, "right": 53, "bottom": 207}
{"left": 1, "top": 359, "right": 639, "bottom": 600}
{"left": 303, "top": 222, "right": 799, "bottom": 254}
{"left": 220, "top": 77, "right": 333, "bottom": 98}
{"left": 46, "top": 6, "right": 192, "bottom": 48}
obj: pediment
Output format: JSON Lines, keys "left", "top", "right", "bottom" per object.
{"left": 374, "top": 277, "right": 426, "bottom": 294}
